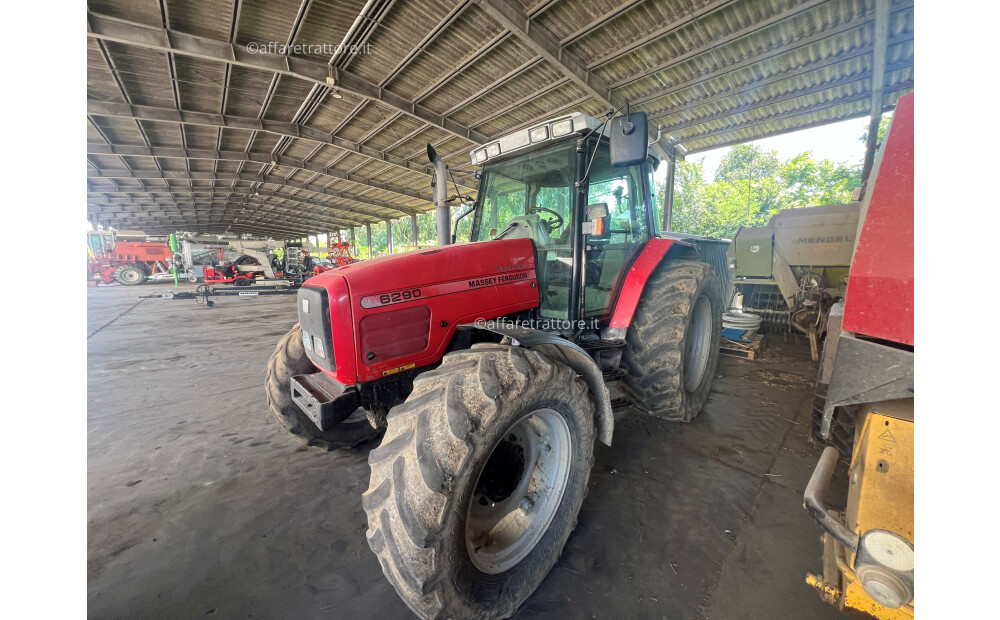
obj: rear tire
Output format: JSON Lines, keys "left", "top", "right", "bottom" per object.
{"left": 114, "top": 264, "right": 145, "bottom": 286}
{"left": 265, "top": 323, "right": 379, "bottom": 450}
{"left": 621, "top": 260, "right": 724, "bottom": 422}
{"left": 363, "top": 344, "right": 595, "bottom": 619}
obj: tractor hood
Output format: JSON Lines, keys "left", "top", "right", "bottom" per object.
{"left": 302, "top": 238, "right": 540, "bottom": 384}
{"left": 329, "top": 238, "right": 537, "bottom": 300}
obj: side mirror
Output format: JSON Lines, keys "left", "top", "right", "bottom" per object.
{"left": 582, "top": 202, "right": 609, "bottom": 236}
{"left": 610, "top": 110, "right": 648, "bottom": 167}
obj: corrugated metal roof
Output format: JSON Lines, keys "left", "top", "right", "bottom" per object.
{"left": 86, "top": 0, "right": 914, "bottom": 237}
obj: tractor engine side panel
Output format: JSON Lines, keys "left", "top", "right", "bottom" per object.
{"left": 351, "top": 274, "right": 539, "bottom": 383}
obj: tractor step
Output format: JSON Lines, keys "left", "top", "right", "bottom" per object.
{"left": 720, "top": 334, "right": 765, "bottom": 360}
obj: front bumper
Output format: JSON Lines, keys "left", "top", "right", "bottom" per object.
{"left": 290, "top": 371, "right": 360, "bottom": 431}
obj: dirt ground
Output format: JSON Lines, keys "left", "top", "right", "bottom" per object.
{"left": 87, "top": 282, "right": 848, "bottom": 619}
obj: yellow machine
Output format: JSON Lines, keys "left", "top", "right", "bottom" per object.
{"left": 806, "top": 400, "right": 914, "bottom": 617}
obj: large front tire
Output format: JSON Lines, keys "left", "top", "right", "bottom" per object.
{"left": 621, "top": 260, "right": 724, "bottom": 422}
{"left": 363, "top": 344, "right": 596, "bottom": 619}
{"left": 265, "top": 323, "right": 379, "bottom": 450}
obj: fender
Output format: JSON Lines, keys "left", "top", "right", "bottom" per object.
{"left": 605, "top": 237, "right": 692, "bottom": 337}
{"left": 459, "top": 323, "right": 615, "bottom": 446}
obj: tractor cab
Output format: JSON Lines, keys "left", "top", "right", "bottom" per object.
{"left": 461, "top": 113, "right": 660, "bottom": 326}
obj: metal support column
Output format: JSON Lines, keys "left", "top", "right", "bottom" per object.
{"left": 386, "top": 220, "right": 394, "bottom": 254}
{"left": 661, "top": 142, "right": 677, "bottom": 232}
{"left": 411, "top": 214, "right": 419, "bottom": 248}
{"left": 861, "top": 0, "right": 890, "bottom": 184}
{"left": 366, "top": 223, "right": 372, "bottom": 258}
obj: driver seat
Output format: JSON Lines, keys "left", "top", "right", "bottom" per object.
{"left": 493, "top": 213, "right": 553, "bottom": 247}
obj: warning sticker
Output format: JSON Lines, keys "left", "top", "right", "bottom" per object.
{"left": 878, "top": 429, "right": 896, "bottom": 443}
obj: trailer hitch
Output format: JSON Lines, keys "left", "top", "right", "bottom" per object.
{"left": 140, "top": 283, "right": 300, "bottom": 307}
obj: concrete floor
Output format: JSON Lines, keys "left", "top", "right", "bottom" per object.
{"left": 88, "top": 282, "right": 848, "bottom": 619}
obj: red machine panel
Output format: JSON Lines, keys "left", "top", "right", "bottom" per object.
{"left": 842, "top": 93, "right": 914, "bottom": 346}
{"left": 309, "top": 239, "right": 540, "bottom": 384}
{"left": 608, "top": 237, "right": 678, "bottom": 329}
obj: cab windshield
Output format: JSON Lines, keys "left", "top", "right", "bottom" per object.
{"left": 469, "top": 141, "right": 577, "bottom": 318}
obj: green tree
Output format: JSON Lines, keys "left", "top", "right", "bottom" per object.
{"left": 666, "top": 144, "right": 862, "bottom": 239}
{"left": 662, "top": 158, "right": 707, "bottom": 234}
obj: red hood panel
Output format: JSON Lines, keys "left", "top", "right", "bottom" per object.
{"left": 324, "top": 238, "right": 536, "bottom": 297}
{"left": 304, "top": 239, "right": 540, "bottom": 383}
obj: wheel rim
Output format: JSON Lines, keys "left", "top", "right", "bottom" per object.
{"left": 684, "top": 294, "right": 712, "bottom": 392}
{"left": 465, "top": 408, "right": 572, "bottom": 574}
{"left": 121, "top": 269, "right": 140, "bottom": 283}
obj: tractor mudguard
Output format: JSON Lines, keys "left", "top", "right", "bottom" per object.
{"left": 604, "top": 237, "right": 692, "bottom": 339}
{"left": 459, "top": 323, "right": 614, "bottom": 446}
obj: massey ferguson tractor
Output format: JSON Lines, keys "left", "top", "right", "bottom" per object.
{"left": 265, "top": 109, "right": 726, "bottom": 618}
{"left": 804, "top": 93, "right": 914, "bottom": 618}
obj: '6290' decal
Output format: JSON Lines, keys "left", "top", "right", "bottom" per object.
{"left": 360, "top": 288, "right": 422, "bottom": 309}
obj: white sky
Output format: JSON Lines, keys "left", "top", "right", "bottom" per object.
{"left": 659, "top": 115, "right": 872, "bottom": 183}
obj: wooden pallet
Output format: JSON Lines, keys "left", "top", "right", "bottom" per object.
{"left": 720, "top": 333, "right": 765, "bottom": 360}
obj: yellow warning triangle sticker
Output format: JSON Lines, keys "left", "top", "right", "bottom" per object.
{"left": 878, "top": 429, "right": 896, "bottom": 442}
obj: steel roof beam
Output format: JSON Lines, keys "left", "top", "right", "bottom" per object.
{"left": 86, "top": 100, "right": 477, "bottom": 191}
{"left": 626, "top": 12, "right": 907, "bottom": 107}
{"left": 413, "top": 32, "right": 510, "bottom": 105}
{"left": 86, "top": 11, "right": 488, "bottom": 144}
{"left": 89, "top": 203, "right": 362, "bottom": 232}
{"left": 97, "top": 216, "right": 309, "bottom": 238}
{"left": 650, "top": 62, "right": 912, "bottom": 135}
{"left": 862, "top": 0, "right": 891, "bottom": 182}
{"left": 89, "top": 202, "right": 368, "bottom": 231}
{"left": 380, "top": 0, "right": 471, "bottom": 88}
{"left": 677, "top": 82, "right": 911, "bottom": 148}
{"left": 87, "top": 168, "right": 419, "bottom": 217}
{"left": 87, "top": 141, "right": 436, "bottom": 203}
{"left": 87, "top": 189, "right": 393, "bottom": 223}
{"left": 88, "top": 189, "right": 374, "bottom": 224}
{"left": 601, "top": 0, "right": 826, "bottom": 82}
{"left": 478, "top": 0, "right": 613, "bottom": 110}
{"left": 90, "top": 203, "right": 360, "bottom": 233}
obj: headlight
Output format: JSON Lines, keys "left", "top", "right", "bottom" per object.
{"left": 313, "top": 336, "right": 326, "bottom": 359}
{"left": 474, "top": 148, "right": 487, "bottom": 163}
{"left": 529, "top": 125, "right": 548, "bottom": 142}
{"left": 855, "top": 530, "right": 914, "bottom": 609}
{"left": 551, "top": 118, "right": 574, "bottom": 137}
{"left": 486, "top": 143, "right": 500, "bottom": 158}
{"left": 301, "top": 329, "right": 312, "bottom": 351}
{"left": 728, "top": 257, "right": 736, "bottom": 269}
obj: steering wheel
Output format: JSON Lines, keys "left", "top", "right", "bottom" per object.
{"left": 527, "top": 207, "right": 564, "bottom": 233}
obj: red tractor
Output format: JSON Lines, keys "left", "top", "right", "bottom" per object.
{"left": 87, "top": 230, "right": 174, "bottom": 285}
{"left": 265, "top": 110, "right": 726, "bottom": 618}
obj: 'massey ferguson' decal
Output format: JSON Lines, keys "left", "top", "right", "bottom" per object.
{"left": 467, "top": 272, "right": 529, "bottom": 288}
{"left": 360, "top": 270, "right": 536, "bottom": 309}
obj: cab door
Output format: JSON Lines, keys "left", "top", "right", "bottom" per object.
{"left": 582, "top": 148, "right": 652, "bottom": 318}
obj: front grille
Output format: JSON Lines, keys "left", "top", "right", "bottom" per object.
{"left": 359, "top": 305, "right": 431, "bottom": 365}
{"left": 297, "top": 285, "right": 335, "bottom": 372}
